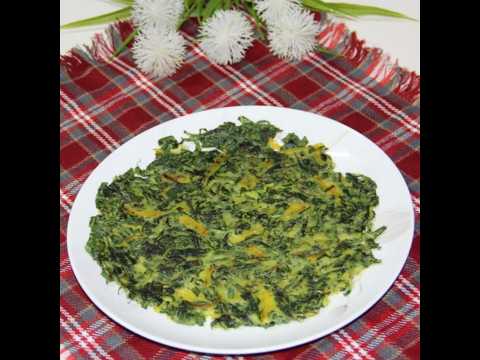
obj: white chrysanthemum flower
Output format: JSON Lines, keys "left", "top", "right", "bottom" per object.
{"left": 132, "top": 26, "right": 187, "bottom": 78}
{"left": 199, "top": 10, "right": 254, "bottom": 65}
{"left": 132, "top": 0, "right": 184, "bottom": 29}
{"left": 268, "top": 8, "right": 320, "bottom": 61}
{"left": 254, "top": 0, "right": 301, "bottom": 26}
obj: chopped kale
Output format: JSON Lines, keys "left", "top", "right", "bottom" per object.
{"left": 86, "top": 116, "right": 385, "bottom": 329}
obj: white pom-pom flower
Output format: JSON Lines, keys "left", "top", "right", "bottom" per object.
{"left": 254, "top": 0, "right": 301, "bottom": 26}
{"left": 132, "top": 0, "right": 184, "bottom": 29}
{"left": 268, "top": 8, "right": 320, "bottom": 61}
{"left": 198, "top": 10, "right": 254, "bottom": 65}
{"left": 132, "top": 26, "right": 187, "bottom": 78}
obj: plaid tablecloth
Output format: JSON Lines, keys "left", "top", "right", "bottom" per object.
{"left": 60, "top": 17, "right": 420, "bottom": 360}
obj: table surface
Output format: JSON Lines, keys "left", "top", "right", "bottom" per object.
{"left": 60, "top": 0, "right": 420, "bottom": 74}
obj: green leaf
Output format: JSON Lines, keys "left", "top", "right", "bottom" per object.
{"left": 323, "top": 2, "right": 416, "bottom": 20}
{"left": 190, "top": 8, "right": 201, "bottom": 17}
{"left": 60, "top": 7, "right": 132, "bottom": 29}
{"left": 302, "top": 0, "right": 354, "bottom": 17}
{"left": 184, "top": 0, "right": 194, "bottom": 10}
{"left": 109, "top": 0, "right": 134, "bottom": 5}
{"left": 202, "top": 0, "right": 223, "bottom": 20}
{"left": 193, "top": 0, "right": 205, "bottom": 19}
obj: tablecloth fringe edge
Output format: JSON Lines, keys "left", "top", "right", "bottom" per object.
{"left": 60, "top": 19, "right": 419, "bottom": 106}
{"left": 317, "top": 16, "right": 420, "bottom": 106}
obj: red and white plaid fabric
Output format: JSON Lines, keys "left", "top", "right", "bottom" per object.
{"left": 60, "top": 17, "right": 420, "bottom": 360}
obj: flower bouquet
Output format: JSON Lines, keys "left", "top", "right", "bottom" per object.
{"left": 61, "top": 0, "right": 414, "bottom": 78}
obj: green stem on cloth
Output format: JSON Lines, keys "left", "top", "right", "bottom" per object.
{"left": 315, "top": 45, "right": 341, "bottom": 59}
{"left": 242, "top": 2, "right": 268, "bottom": 41}
{"left": 112, "top": 28, "right": 138, "bottom": 57}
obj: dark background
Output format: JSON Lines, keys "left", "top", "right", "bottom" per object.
{"left": 5, "top": 0, "right": 476, "bottom": 357}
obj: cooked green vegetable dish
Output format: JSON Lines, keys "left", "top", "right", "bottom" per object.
{"left": 87, "top": 117, "right": 385, "bottom": 329}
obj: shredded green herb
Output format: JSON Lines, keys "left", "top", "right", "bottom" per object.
{"left": 87, "top": 116, "right": 385, "bottom": 328}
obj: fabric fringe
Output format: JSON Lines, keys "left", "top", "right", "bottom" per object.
{"left": 60, "top": 21, "right": 135, "bottom": 79}
{"left": 60, "top": 16, "right": 419, "bottom": 105}
{"left": 317, "top": 17, "right": 420, "bottom": 105}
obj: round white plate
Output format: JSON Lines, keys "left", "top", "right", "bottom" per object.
{"left": 67, "top": 106, "right": 414, "bottom": 355}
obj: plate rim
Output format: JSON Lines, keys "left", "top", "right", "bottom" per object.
{"left": 66, "top": 105, "right": 415, "bottom": 355}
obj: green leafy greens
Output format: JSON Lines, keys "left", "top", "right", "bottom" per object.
{"left": 87, "top": 116, "right": 385, "bottom": 328}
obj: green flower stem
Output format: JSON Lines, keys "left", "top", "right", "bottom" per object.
{"left": 242, "top": 2, "right": 267, "bottom": 41}
{"left": 112, "top": 28, "right": 138, "bottom": 57}
{"left": 315, "top": 45, "right": 341, "bottom": 59}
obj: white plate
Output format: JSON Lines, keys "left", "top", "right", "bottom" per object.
{"left": 67, "top": 106, "right": 414, "bottom": 355}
